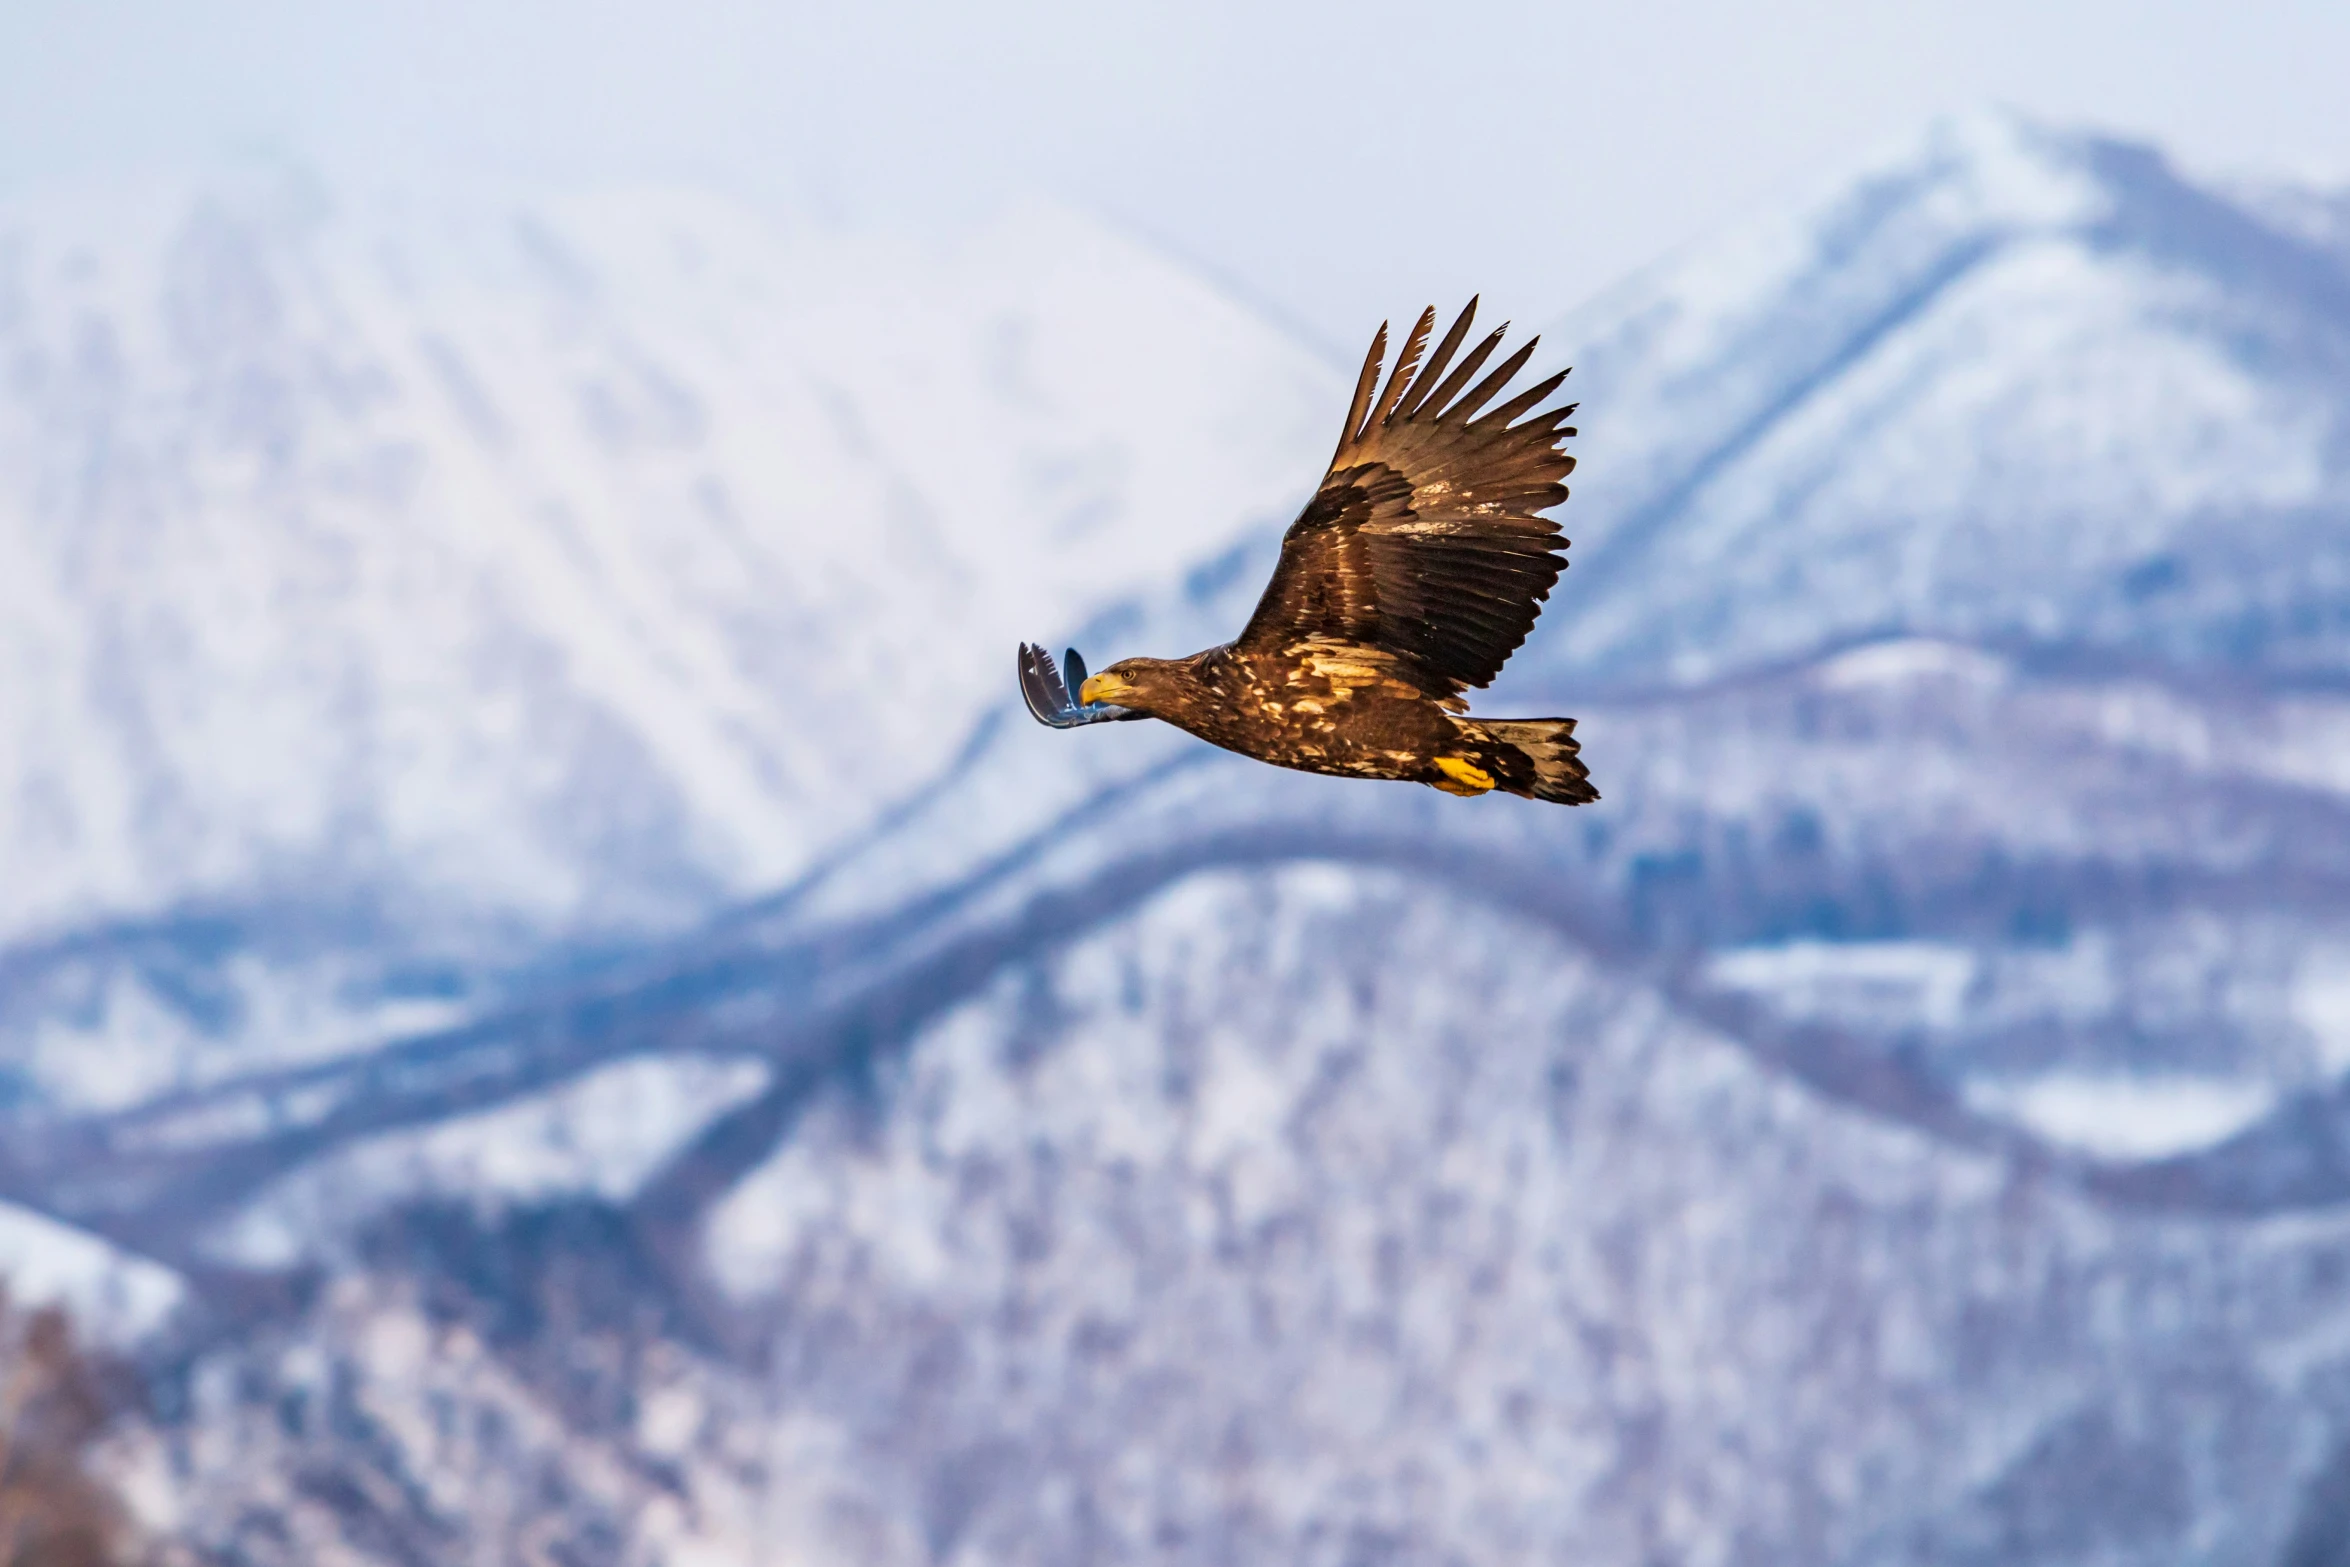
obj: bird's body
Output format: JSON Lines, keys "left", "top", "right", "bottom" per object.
{"left": 1021, "top": 299, "right": 1598, "bottom": 805}
{"left": 1074, "top": 640, "right": 1573, "bottom": 799}
{"left": 1104, "top": 640, "right": 1462, "bottom": 782}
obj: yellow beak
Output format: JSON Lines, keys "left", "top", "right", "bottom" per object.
{"left": 1079, "top": 673, "right": 1127, "bottom": 705}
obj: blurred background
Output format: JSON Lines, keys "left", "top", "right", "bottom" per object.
{"left": 2, "top": 1, "right": 2348, "bottom": 1561}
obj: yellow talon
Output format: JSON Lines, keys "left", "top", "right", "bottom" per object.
{"left": 1433, "top": 756, "right": 1495, "bottom": 795}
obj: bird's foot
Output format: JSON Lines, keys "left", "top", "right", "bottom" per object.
{"left": 1432, "top": 756, "right": 1496, "bottom": 795}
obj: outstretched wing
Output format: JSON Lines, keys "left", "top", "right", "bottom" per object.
{"left": 1018, "top": 643, "right": 1146, "bottom": 728}
{"left": 1236, "top": 300, "right": 1577, "bottom": 694}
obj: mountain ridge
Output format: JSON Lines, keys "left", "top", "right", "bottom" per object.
{"left": 1516, "top": 109, "right": 2350, "bottom": 693}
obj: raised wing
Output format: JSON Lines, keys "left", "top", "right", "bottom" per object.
{"left": 1237, "top": 299, "right": 1576, "bottom": 694}
{"left": 1018, "top": 643, "right": 1145, "bottom": 728}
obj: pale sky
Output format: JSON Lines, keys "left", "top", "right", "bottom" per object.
{"left": 6, "top": 0, "right": 2347, "bottom": 352}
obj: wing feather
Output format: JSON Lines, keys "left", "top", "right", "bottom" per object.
{"left": 1419, "top": 324, "right": 1508, "bottom": 424}
{"left": 1368, "top": 306, "right": 1436, "bottom": 431}
{"left": 1476, "top": 368, "right": 1572, "bottom": 431}
{"left": 1398, "top": 298, "right": 1480, "bottom": 420}
{"left": 1335, "top": 322, "right": 1387, "bottom": 457}
{"left": 1448, "top": 335, "right": 1541, "bottom": 424}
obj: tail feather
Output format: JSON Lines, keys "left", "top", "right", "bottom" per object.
{"left": 1458, "top": 718, "right": 1598, "bottom": 805}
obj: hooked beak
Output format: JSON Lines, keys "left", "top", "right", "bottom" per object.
{"left": 1079, "top": 672, "right": 1129, "bottom": 706}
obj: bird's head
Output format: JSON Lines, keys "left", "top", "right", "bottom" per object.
{"left": 1080, "top": 656, "right": 1177, "bottom": 715}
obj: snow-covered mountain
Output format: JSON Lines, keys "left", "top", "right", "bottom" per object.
{"left": 0, "top": 173, "right": 1339, "bottom": 941}
{"left": 10, "top": 112, "right": 2350, "bottom": 1563}
{"left": 1513, "top": 111, "right": 2350, "bottom": 692}
{"left": 0, "top": 171, "right": 1339, "bottom": 1107}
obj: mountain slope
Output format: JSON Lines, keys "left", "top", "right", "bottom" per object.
{"left": 0, "top": 174, "right": 1339, "bottom": 1109}
{"left": 0, "top": 174, "right": 1339, "bottom": 950}
{"left": 117, "top": 864, "right": 2350, "bottom": 1566}
{"left": 1510, "top": 111, "right": 2350, "bottom": 692}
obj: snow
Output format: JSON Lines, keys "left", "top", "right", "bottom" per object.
{"left": 1963, "top": 1072, "right": 2279, "bottom": 1161}
{"left": 2294, "top": 954, "right": 2350, "bottom": 1076}
{"left": 1815, "top": 637, "right": 2011, "bottom": 690}
{"left": 1520, "top": 109, "right": 2350, "bottom": 694}
{"left": 0, "top": 1200, "right": 185, "bottom": 1345}
{"left": 203, "top": 1052, "right": 772, "bottom": 1267}
{"left": 1708, "top": 940, "right": 1981, "bottom": 1032}
{"left": 674, "top": 859, "right": 2350, "bottom": 1564}
{"left": 2254, "top": 698, "right": 2350, "bottom": 800}
{"left": 14, "top": 949, "right": 477, "bottom": 1115}
{"left": 0, "top": 174, "right": 1341, "bottom": 953}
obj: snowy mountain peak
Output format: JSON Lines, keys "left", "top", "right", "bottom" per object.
{"left": 1852, "top": 106, "right": 2111, "bottom": 230}
{"left": 0, "top": 174, "right": 1338, "bottom": 959}
{"left": 1527, "top": 110, "right": 2350, "bottom": 691}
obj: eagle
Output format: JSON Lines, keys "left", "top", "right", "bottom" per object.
{"left": 1018, "top": 298, "right": 1596, "bottom": 805}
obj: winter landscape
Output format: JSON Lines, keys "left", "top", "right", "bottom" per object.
{"left": 4, "top": 108, "right": 2350, "bottom": 1562}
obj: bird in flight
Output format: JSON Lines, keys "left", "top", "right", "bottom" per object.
{"left": 1018, "top": 299, "right": 1595, "bottom": 804}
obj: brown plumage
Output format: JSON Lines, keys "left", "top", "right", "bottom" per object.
{"left": 1018, "top": 299, "right": 1596, "bottom": 804}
